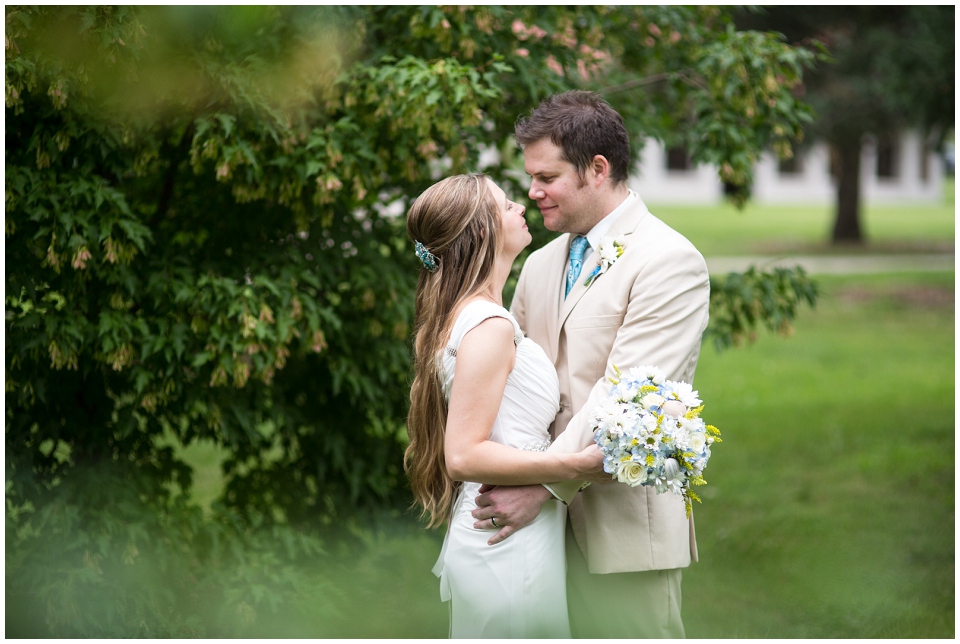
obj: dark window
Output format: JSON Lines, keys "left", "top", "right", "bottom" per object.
{"left": 920, "top": 141, "right": 930, "bottom": 183}
{"left": 665, "top": 146, "right": 692, "bottom": 171}
{"left": 876, "top": 137, "right": 898, "bottom": 178}
{"left": 778, "top": 153, "right": 803, "bottom": 175}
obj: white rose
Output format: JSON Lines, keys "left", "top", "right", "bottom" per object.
{"left": 616, "top": 462, "right": 647, "bottom": 486}
{"left": 642, "top": 393, "right": 665, "bottom": 410}
{"left": 688, "top": 432, "right": 706, "bottom": 453}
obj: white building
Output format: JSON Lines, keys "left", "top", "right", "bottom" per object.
{"left": 630, "top": 129, "right": 944, "bottom": 205}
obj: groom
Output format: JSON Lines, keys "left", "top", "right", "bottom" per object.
{"left": 472, "top": 91, "right": 710, "bottom": 638}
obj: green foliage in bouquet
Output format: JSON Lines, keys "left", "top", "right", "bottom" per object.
{"left": 6, "top": 5, "right": 822, "bottom": 635}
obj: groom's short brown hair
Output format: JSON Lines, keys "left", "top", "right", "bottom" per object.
{"left": 514, "top": 90, "right": 630, "bottom": 185}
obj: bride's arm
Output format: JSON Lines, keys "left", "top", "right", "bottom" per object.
{"left": 444, "top": 316, "right": 601, "bottom": 485}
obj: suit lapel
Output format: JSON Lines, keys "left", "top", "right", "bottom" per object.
{"left": 541, "top": 236, "right": 568, "bottom": 362}
{"left": 557, "top": 200, "right": 650, "bottom": 330}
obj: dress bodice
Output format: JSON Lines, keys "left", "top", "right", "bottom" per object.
{"left": 439, "top": 301, "right": 560, "bottom": 455}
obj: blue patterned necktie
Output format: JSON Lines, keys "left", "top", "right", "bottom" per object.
{"left": 565, "top": 235, "right": 590, "bottom": 299}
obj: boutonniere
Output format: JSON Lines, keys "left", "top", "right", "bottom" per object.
{"left": 583, "top": 236, "right": 626, "bottom": 287}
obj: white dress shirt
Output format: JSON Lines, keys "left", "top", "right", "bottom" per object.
{"left": 562, "top": 190, "right": 641, "bottom": 297}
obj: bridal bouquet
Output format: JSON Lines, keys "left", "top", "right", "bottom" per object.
{"left": 590, "top": 365, "right": 721, "bottom": 517}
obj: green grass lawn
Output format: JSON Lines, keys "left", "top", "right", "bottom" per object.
{"left": 683, "top": 271, "right": 954, "bottom": 638}
{"left": 648, "top": 178, "right": 955, "bottom": 256}
{"left": 179, "top": 271, "right": 954, "bottom": 638}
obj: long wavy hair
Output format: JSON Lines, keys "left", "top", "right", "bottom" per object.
{"left": 405, "top": 174, "right": 502, "bottom": 527}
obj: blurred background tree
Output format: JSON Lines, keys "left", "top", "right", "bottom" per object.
{"left": 735, "top": 6, "right": 956, "bottom": 244}
{"left": 6, "top": 5, "right": 821, "bottom": 636}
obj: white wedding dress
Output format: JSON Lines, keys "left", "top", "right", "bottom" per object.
{"left": 432, "top": 301, "right": 570, "bottom": 638}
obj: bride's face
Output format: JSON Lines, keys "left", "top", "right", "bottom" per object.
{"left": 486, "top": 178, "right": 531, "bottom": 259}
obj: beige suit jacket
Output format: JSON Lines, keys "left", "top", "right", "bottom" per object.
{"left": 511, "top": 197, "right": 710, "bottom": 575}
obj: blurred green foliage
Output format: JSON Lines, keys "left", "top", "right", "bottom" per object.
{"left": 6, "top": 5, "right": 822, "bottom": 635}
{"left": 5, "top": 463, "right": 338, "bottom": 637}
{"left": 708, "top": 266, "right": 819, "bottom": 351}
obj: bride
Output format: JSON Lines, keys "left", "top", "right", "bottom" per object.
{"left": 404, "top": 173, "right": 606, "bottom": 638}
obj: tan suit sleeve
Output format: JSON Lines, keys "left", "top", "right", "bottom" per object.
{"left": 545, "top": 243, "right": 710, "bottom": 504}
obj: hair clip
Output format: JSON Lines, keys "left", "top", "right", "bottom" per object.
{"left": 415, "top": 240, "right": 438, "bottom": 273}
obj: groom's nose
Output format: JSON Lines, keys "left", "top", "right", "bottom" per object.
{"left": 528, "top": 183, "right": 545, "bottom": 200}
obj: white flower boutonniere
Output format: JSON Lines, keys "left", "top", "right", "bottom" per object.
{"left": 583, "top": 236, "right": 625, "bottom": 287}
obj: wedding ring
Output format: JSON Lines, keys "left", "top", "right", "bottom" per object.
{"left": 491, "top": 517, "right": 500, "bottom": 528}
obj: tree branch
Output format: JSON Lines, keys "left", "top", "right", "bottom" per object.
{"left": 602, "top": 70, "right": 706, "bottom": 95}
{"left": 152, "top": 121, "right": 196, "bottom": 224}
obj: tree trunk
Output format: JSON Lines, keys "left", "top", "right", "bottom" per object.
{"left": 831, "top": 139, "right": 864, "bottom": 244}
{"left": 153, "top": 121, "right": 195, "bottom": 224}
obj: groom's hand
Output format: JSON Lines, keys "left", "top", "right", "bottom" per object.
{"left": 472, "top": 484, "right": 553, "bottom": 546}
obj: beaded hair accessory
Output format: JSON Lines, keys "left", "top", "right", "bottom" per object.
{"left": 414, "top": 240, "right": 438, "bottom": 273}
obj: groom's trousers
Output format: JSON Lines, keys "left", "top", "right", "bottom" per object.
{"left": 565, "top": 524, "right": 685, "bottom": 638}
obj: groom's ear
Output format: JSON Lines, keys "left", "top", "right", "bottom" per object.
{"left": 589, "top": 154, "right": 611, "bottom": 188}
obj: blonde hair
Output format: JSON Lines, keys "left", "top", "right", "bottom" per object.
{"left": 405, "top": 174, "right": 502, "bottom": 527}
